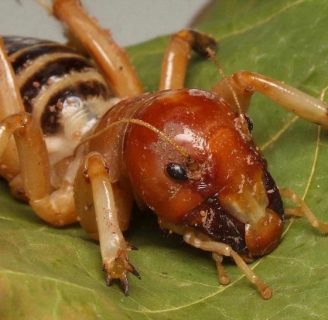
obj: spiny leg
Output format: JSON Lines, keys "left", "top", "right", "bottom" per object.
{"left": 0, "top": 112, "right": 77, "bottom": 226}
{"left": 0, "top": 37, "right": 77, "bottom": 226}
{"left": 0, "top": 38, "right": 50, "bottom": 200}
{"left": 280, "top": 188, "right": 328, "bottom": 233}
{"left": 53, "top": 0, "right": 143, "bottom": 97}
{"left": 81, "top": 153, "right": 139, "bottom": 294}
{"left": 159, "top": 29, "right": 217, "bottom": 90}
{"left": 212, "top": 71, "right": 328, "bottom": 127}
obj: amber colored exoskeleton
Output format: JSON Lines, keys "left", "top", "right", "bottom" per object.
{"left": 1, "top": 0, "right": 328, "bottom": 299}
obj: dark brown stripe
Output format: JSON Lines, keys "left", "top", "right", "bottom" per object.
{"left": 20, "top": 56, "right": 93, "bottom": 112}
{"left": 3, "top": 36, "right": 53, "bottom": 56}
{"left": 12, "top": 44, "right": 76, "bottom": 74}
{"left": 41, "top": 81, "right": 109, "bottom": 134}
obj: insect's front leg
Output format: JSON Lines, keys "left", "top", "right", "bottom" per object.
{"left": 212, "top": 252, "right": 230, "bottom": 285}
{"left": 159, "top": 219, "right": 272, "bottom": 300}
{"left": 75, "top": 152, "right": 138, "bottom": 294}
{"left": 212, "top": 71, "right": 328, "bottom": 127}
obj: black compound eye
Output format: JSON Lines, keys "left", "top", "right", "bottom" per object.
{"left": 245, "top": 114, "right": 253, "bottom": 132}
{"left": 166, "top": 163, "right": 188, "bottom": 181}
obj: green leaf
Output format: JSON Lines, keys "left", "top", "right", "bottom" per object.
{"left": 2, "top": 0, "right": 328, "bottom": 319}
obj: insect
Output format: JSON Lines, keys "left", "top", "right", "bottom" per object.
{"left": 1, "top": 0, "right": 328, "bottom": 300}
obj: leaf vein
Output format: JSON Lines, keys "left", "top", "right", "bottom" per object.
{"left": 219, "top": 0, "right": 307, "bottom": 41}
{"left": 122, "top": 260, "right": 265, "bottom": 314}
{"left": 302, "top": 125, "right": 321, "bottom": 200}
{"left": 260, "top": 116, "right": 299, "bottom": 151}
{"left": 0, "top": 268, "right": 98, "bottom": 294}
{"left": 302, "top": 84, "right": 328, "bottom": 200}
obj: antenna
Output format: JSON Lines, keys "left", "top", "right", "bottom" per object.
{"left": 75, "top": 118, "right": 191, "bottom": 159}
{"left": 36, "top": 0, "right": 53, "bottom": 14}
{"left": 206, "top": 47, "right": 250, "bottom": 137}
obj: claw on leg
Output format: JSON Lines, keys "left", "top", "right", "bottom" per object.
{"left": 119, "top": 274, "right": 129, "bottom": 296}
{"left": 127, "top": 242, "right": 139, "bottom": 251}
{"left": 127, "top": 263, "right": 141, "bottom": 279}
{"left": 103, "top": 249, "right": 140, "bottom": 295}
{"left": 82, "top": 153, "right": 140, "bottom": 295}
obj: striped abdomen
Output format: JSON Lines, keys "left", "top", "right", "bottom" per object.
{"left": 4, "top": 36, "right": 116, "bottom": 163}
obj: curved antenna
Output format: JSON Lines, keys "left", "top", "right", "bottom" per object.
{"left": 75, "top": 118, "right": 191, "bottom": 159}
{"left": 206, "top": 48, "right": 250, "bottom": 137}
{"left": 206, "top": 48, "right": 243, "bottom": 115}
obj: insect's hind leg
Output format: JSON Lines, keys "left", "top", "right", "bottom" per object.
{"left": 212, "top": 71, "right": 328, "bottom": 127}
{"left": 158, "top": 219, "right": 271, "bottom": 299}
{"left": 75, "top": 152, "right": 138, "bottom": 294}
{"left": 159, "top": 30, "right": 217, "bottom": 90}
{"left": 0, "top": 36, "right": 77, "bottom": 226}
{"left": 0, "top": 112, "right": 78, "bottom": 225}
{"left": 0, "top": 38, "right": 22, "bottom": 182}
{"left": 53, "top": 0, "right": 143, "bottom": 98}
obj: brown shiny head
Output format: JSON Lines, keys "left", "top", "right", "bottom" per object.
{"left": 125, "top": 89, "right": 284, "bottom": 258}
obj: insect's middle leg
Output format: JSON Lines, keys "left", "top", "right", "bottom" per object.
{"left": 213, "top": 71, "right": 328, "bottom": 127}
{"left": 159, "top": 29, "right": 217, "bottom": 90}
